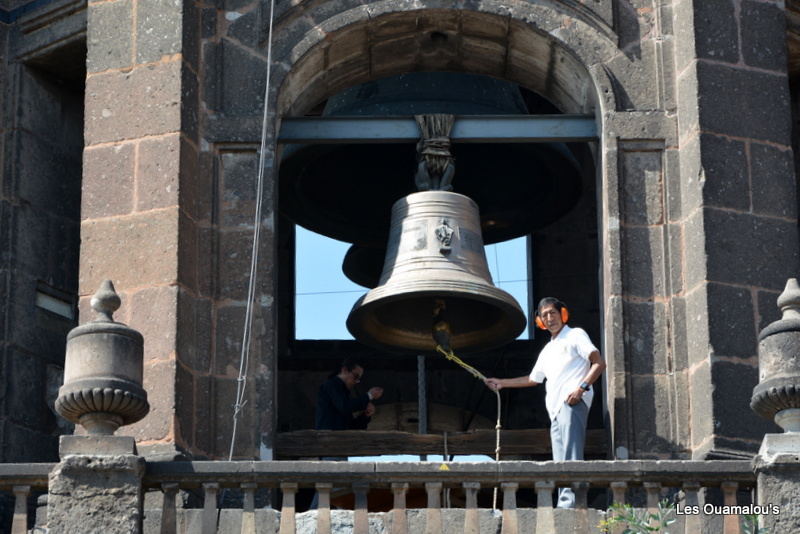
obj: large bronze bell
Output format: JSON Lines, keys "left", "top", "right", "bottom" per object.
{"left": 346, "top": 191, "right": 527, "bottom": 354}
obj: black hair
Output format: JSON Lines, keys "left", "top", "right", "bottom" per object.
{"left": 329, "top": 358, "right": 361, "bottom": 378}
{"left": 537, "top": 297, "right": 566, "bottom": 314}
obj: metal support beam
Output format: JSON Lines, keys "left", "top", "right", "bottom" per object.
{"left": 277, "top": 114, "right": 598, "bottom": 144}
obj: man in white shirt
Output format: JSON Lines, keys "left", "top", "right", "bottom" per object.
{"left": 486, "top": 297, "right": 606, "bottom": 508}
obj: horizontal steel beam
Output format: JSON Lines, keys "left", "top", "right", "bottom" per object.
{"left": 278, "top": 114, "right": 598, "bottom": 144}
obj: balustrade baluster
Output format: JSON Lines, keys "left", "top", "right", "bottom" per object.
{"left": 353, "top": 483, "right": 369, "bottom": 534}
{"left": 160, "top": 483, "right": 179, "bottom": 534}
{"left": 11, "top": 485, "right": 29, "bottom": 534}
{"left": 202, "top": 483, "right": 220, "bottom": 534}
{"left": 571, "top": 481, "right": 590, "bottom": 534}
{"left": 535, "top": 481, "right": 555, "bottom": 534}
{"left": 501, "top": 482, "right": 518, "bottom": 534}
{"left": 316, "top": 483, "right": 333, "bottom": 534}
{"left": 721, "top": 481, "right": 740, "bottom": 534}
{"left": 392, "top": 483, "right": 409, "bottom": 534}
{"left": 279, "top": 482, "right": 298, "bottom": 534}
{"left": 609, "top": 481, "right": 628, "bottom": 534}
{"left": 241, "top": 482, "right": 257, "bottom": 534}
{"left": 682, "top": 481, "right": 701, "bottom": 534}
{"left": 463, "top": 482, "right": 480, "bottom": 534}
{"left": 643, "top": 482, "right": 661, "bottom": 514}
{"left": 425, "top": 482, "right": 443, "bottom": 534}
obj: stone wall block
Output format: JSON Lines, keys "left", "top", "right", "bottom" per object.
{"left": 685, "top": 284, "right": 711, "bottom": 367}
{"left": 216, "top": 41, "right": 267, "bottom": 115}
{"left": 176, "top": 290, "right": 212, "bottom": 373}
{"left": 757, "top": 288, "right": 783, "bottom": 332}
{"left": 370, "top": 36, "right": 423, "bottom": 78}
{"left": 697, "top": 133, "right": 749, "bottom": 211}
{"left": 7, "top": 274, "right": 73, "bottom": 362}
{"left": 87, "top": 0, "right": 134, "bottom": 73}
{"left": 135, "top": 0, "right": 183, "bottom": 65}
{"left": 215, "top": 228, "right": 275, "bottom": 301}
{"left": 194, "top": 374, "right": 213, "bottom": 455}
{"left": 218, "top": 148, "right": 258, "bottom": 228}
{"left": 323, "top": 24, "right": 370, "bottom": 70}
{"left": 47, "top": 455, "right": 145, "bottom": 534}
{"left": 624, "top": 300, "right": 669, "bottom": 376}
{"left": 669, "top": 295, "right": 689, "bottom": 371}
{"left": 83, "top": 143, "right": 136, "bottom": 220}
{"left": 79, "top": 209, "right": 180, "bottom": 294}
{"left": 120, "top": 358, "right": 175, "bottom": 442}
{"left": 620, "top": 143, "right": 664, "bottom": 226}
{"left": 675, "top": 63, "right": 700, "bottom": 144}
{"left": 213, "top": 375, "right": 256, "bottom": 458}
{"left": 225, "top": 6, "right": 262, "bottom": 50}
{"left": 136, "top": 134, "right": 180, "bottom": 212}
{"left": 129, "top": 284, "right": 179, "bottom": 362}
{"left": 603, "top": 41, "right": 660, "bottom": 111}
{"left": 14, "top": 131, "right": 82, "bottom": 218}
{"left": 178, "top": 211, "right": 200, "bottom": 292}
{"left": 703, "top": 209, "right": 799, "bottom": 289}
{"left": 713, "top": 360, "right": 777, "bottom": 444}
{"left": 181, "top": 64, "right": 201, "bottom": 142}
{"left": 691, "top": 0, "right": 739, "bottom": 63}
{"left": 174, "top": 360, "right": 194, "bottom": 452}
{"left": 706, "top": 282, "right": 756, "bottom": 359}
{"left": 16, "top": 65, "right": 83, "bottom": 141}
{"left": 696, "top": 62, "right": 791, "bottom": 144}
{"left": 461, "top": 37, "right": 509, "bottom": 79}
{"left": 214, "top": 303, "right": 247, "bottom": 375}
{"left": 4, "top": 347, "right": 46, "bottom": 428}
{"left": 750, "top": 143, "right": 797, "bottom": 218}
{"left": 0, "top": 419, "right": 58, "bottom": 462}
{"left": 740, "top": 0, "right": 789, "bottom": 72}
{"left": 672, "top": 0, "right": 696, "bottom": 71}
{"left": 629, "top": 374, "right": 681, "bottom": 455}
{"left": 688, "top": 359, "right": 715, "bottom": 454}
{"left": 665, "top": 222, "right": 684, "bottom": 296}
{"left": 664, "top": 147, "right": 682, "bottom": 220}
{"left": 85, "top": 61, "right": 183, "bottom": 145}
{"left": 682, "top": 207, "right": 707, "bottom": 291}
{"left": 621, "top": 225, "right": 666, "bottom": 298}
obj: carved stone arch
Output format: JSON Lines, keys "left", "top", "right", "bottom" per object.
{"left": 270, "top": 7, "right": 622, "bottom": 118}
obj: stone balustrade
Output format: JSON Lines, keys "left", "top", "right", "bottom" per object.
{"left": 1, "top": 459, "right": 758, "bottom": 533}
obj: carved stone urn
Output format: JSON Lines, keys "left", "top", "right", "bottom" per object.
{"left": 55, "top": 280, "right": 149, "bottom": 435}
{"left": 751, "top": 278, "right": 800, "bottom": 431}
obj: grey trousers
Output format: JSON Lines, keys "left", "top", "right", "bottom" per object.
{"left": 550, "top": 400, "right": 589, "bottom": 508}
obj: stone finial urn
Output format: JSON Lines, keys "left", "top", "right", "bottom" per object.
{"left": 751, "top": 278, "right": 800, "bottom": 432}
{"left": 55, "top": 280, "right": 149, "bottom": 435}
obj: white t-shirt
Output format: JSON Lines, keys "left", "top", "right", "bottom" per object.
{"left": 530, "top": 325, "right": 598, "bottom": 420}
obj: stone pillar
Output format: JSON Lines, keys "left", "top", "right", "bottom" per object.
{"left": 49, "top": 282, "right": 149, "bottom": 533}
{"left": 80, "top": 0, "right": 205, "bottom": 460}
{"left": 48, "top": 437, "right": 145, "bottom": 534}
{"left": 672, "top": 0, "right": 799, "bottom": 460}
{"left": 751, "top": 278, "right": 800, "bottom": 533}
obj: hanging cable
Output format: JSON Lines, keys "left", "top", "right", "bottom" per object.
{"left": 227, "top": 0, "right": 277, "bottom": 464}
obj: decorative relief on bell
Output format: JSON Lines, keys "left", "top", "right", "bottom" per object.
{"left": 435, "top": 218, "right": 453, "bottom": 253}
{"left": 55, "top": 280, "right": 149, "bottom": 435}
{"left": 752, "top": 278, "right": 800, "bottom": 431}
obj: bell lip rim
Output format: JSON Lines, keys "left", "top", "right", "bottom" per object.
{"left": 346, "top": 287, "right": 528, "bottom": 354}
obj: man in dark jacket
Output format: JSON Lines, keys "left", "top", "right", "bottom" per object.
{"left": 315, "top": 358, "right": 384, "bottom": 431}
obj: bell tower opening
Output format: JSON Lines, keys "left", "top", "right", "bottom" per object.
{"left": 276, "top": 71, "right": 601, "bottom": 461}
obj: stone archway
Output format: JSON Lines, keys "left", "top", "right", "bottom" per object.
{"left": 269, "top": 6, "right": 616, "bottom": 458}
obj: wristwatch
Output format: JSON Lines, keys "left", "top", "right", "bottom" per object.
{"left": 580, "top": 381, "right": 590, "bottom": 391}
{"left": 367, "top": 391, "right": 374, "bottom": 400}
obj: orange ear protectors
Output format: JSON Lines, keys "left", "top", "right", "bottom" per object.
{"left": 535, "top": 304, "right": 569, "bottom": 330}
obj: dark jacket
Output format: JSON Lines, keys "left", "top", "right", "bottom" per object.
{"left": 315, "top": 376, "right": 371, "bottom": 430}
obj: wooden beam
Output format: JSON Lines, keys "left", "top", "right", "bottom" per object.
{"left": 275, "top": 429, "right": 607, "bottom": 458}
